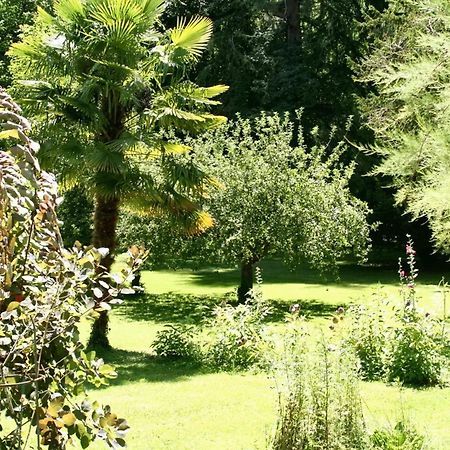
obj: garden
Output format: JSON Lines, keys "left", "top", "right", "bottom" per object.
{"left": 1, "top": 0, "right": 450, "bottom": 449}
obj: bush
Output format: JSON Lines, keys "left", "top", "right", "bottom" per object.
{"left": 343, "top": 238, "right": 448, "bottom": 387}
{"left": 203, "top": 285, "right": 271, "bottom": 371}
{"left": 344, "top": 302, "right": 447, "bottom": 387}
{"left": 0, "top": 89, "right": 143, "bottom": 449}
{"left": 152, "top": 324, "right": 200, "bottom": 359}
{"left": 387, "top": 311, "right": 445, "bottom": 386}
{"left": 271, "top": 339, "right": 369, "bottom": 450}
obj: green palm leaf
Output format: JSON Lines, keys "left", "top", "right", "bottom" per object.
{"left": 170, "top": 16, "right": 213, "bottom": 58}
{"left": 140, "top": 0, "right": 166, "bottom": 22}
{"left": 89, "top": 0, "right": 143, "bottom": 31}
{"left": 54, "top": 0, "right": 85, "bottom": 23}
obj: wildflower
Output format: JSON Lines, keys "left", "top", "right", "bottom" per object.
{"left": 399, "top": 270, "right": 406, "bottom": 278}
{"left": 290, "top": 303, "right": 300, "bottom": 314}
{"left": 336, "top": 306, "right": 345, "bottom": 314}
{"left": 407, "top": 282, "right": 414, "bottom": 289}
{"left": 406, "top": 245, "right": 416, "bottom": 255}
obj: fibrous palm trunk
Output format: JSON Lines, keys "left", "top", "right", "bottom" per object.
{"left": 88, "top": 194, "right": 120, "bottom": 349}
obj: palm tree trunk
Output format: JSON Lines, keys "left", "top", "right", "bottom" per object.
{"left": 88, "top": 194, "right": 120, "bottom": 350}
{"left": 237, "top": 260, "right": 254, "bottom": 304}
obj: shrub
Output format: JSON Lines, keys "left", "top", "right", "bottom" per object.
{"left": 343, "top": 238, "right": 448, "bottom": 386}
{"left": 271, "top": 338, "right": 369, "bottom": 450}
{"left": 204, "top": 283, "right": 271, "bottom": 371}
{"left": 344, "top": 301, "right": 447, "bottom": 387}
{"left": 0, "top": 89, "right": 143, "bottom": 448}
{"left": 386, "top": 310, "right": 445, "bottom": 386}
{"left": 152, "top": 324, "right": 200, "bottom": 359}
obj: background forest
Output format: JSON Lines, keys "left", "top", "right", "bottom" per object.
{"left": 1, "top": 0, "right": 441, "bottom": 255}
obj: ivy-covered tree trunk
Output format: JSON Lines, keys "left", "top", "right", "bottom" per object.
{"left": 237, "top": 260, "right": 254, "bottom": 303}
{"left": 88, "top": 195, "right": 120, "bottom": 349}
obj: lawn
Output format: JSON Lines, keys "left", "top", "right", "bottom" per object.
{"left": 79, "top": 259, "right": 450, "bottom": 449}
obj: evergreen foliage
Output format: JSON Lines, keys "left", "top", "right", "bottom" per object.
{"left": 360, "top": 0, "right": 450, "bottom": 254}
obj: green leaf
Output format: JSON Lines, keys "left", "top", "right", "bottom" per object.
{"left": 6, "top": 302, "right": 20, "bottom": 312}
{"left": 62, "top": 412, "right": 76, "bottom": 427}
{"left": 80, "top": 434, "right": 90, "bottom": 449}
{"left": 170, "top": 16, "right": 213, "bottom": 58}
{"left": 48, "top": 396, "right": 64, "bottom": 418}
{"left": 0, "top": 129, "right": 19, "bottom": 140}
{"left": 99, "top": 364, "right": 116, "bottom": 377}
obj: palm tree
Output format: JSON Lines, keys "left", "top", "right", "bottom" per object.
{"left": 10, "top": 0, "right": 228, "bottom": 348}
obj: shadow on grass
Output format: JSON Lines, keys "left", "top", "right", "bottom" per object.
{"left": 179, "top": 260, "right": 449, "bottom": 290}
{"left": 115, "top": 292, "right": 218, "bottom": 324}
{"left": 267, "top": 299, "right": 341, "bottom": 322}
{"left": 116, "top": 292, "right": 341, "bottom": 325}
{"left": 95, "top": 348, "right": 207, "bottom": 386}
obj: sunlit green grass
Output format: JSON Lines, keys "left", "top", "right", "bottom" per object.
{"left": 77, "top": 259, "right": 450, "bottom": 449}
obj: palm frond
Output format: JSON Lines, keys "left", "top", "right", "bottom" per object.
{"left": 10, "top": 41, "right": 45, "bottom": 61}
{"left": 87, "top": 144, "right": 128, "bottom": 174}
{"left": 37, "top": 6, "right": 55, "bottom": 25}
{"left": 161, "top": 142, "right": 191, "bottom": 155}
{"left": 140, "top": 0, "right": 166, "bottom": 23}
{"left": 123, "top": 186, "right": 214, "bottom": 236}
{"left": 89, "top": 0, "right": 143, "bottom": 23}
{"left": 199, "top": 85, "right": 229, "bottom": 99}
{"left": 170, "top": 16, "right": 213, "bottom": 58}
{"left": 175, "top": 83, "right": 229, "bottom": 106}
{"left": 54, "top": 0, "right": 85, "bottom": 23}
{"left": 88, "top": 0, "right": 144, "bottom": 45}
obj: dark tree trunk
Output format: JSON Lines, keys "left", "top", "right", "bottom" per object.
{"left": 88, "top": 195, "right": 120, "bottom": 350}
{"left": 237, "top": 261, "right": 254, "bottom": 304}
{"left": 286, "top": 0, "right": 300, "bottom": 44}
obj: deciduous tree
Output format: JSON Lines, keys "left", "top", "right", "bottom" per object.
{"left": 119, "top": 113, "right": 371, "bottom": 302}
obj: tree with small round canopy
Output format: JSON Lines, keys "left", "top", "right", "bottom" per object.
{"left": 119, "top": 113, "right": 371, "bottom": 302}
